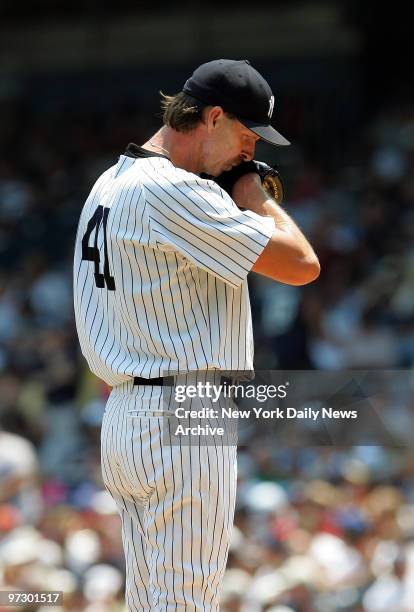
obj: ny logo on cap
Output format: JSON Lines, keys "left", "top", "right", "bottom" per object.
{"left": 268, "top": 95, "right": 275, "bottom": 119}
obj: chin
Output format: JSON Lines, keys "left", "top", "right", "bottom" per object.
{"left": 207, "top": 167, "right": 227, "bottom": 177}
{"left": 206, "top": 161, "right": 237, "bottom": 176}
{"left": 223, "top": 161, "right": 237, "bottom": 172}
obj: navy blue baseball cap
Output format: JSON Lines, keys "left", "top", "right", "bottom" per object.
{"left": 183, "top": 59, "right": 290, "bottom": 146}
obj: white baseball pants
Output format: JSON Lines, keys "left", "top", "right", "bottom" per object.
{"left": 101, "top": 380, "right": 237, "bottom": 611}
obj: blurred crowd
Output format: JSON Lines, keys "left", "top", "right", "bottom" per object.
{"left": 1, "top": 88, "right": 414, "bottom": 611}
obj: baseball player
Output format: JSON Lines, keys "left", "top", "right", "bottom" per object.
{"left": 73, "top": 59, "right": 319, "bottom": 610}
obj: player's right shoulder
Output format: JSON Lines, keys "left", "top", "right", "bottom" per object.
{"left": 88, "top": 162, "right": 119, "bottom": 192}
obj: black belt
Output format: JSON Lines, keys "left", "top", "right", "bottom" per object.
{"left": 133, "top": 376, "right": 234, "bottom": 386}
{"left": 133, "top": 376, "right": 172, "bottom": 386}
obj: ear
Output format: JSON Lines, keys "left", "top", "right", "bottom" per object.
{"left": 205, "top": 106, "right": 225, "bottom": 132}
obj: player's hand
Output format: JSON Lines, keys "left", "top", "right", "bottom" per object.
{"left": 214, "top": 160, "right": 284, "bottom": 204}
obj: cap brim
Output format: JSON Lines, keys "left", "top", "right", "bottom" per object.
{"left": 242, "top": 120, "right": 290, "bottom": 146}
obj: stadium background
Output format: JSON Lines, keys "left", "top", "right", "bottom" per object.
{"left": 1, "top": 1, "right": 414, "bottom": 610}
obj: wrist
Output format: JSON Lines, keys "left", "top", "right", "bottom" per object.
{"left": 232, "top": 173, "right": 268, "bottom": 211}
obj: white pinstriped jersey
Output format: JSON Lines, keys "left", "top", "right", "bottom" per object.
{"left": 73, "top": 145, "right": 275, "bottom": 386}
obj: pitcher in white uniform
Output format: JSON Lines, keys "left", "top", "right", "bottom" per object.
{"left": 73, "top": 59, "right": 319, "bottom": 611}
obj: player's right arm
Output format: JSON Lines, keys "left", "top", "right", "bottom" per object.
{"left": 232, "top": 173, "right": 320, "bottom": 286}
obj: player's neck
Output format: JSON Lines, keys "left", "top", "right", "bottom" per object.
{"left": 142, "top": 127, "right": 203, "bottom": 175}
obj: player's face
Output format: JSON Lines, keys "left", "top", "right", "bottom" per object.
{"left": 200, "top": 109, "right": 260, "bottom": 176}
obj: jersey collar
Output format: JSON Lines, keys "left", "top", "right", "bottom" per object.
{"left": 124, "top": 142, "right": 169, "bottom": 159}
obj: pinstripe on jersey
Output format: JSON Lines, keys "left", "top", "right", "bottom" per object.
{"left": 73, "top": 148, "right": 274, "bottom": 386}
